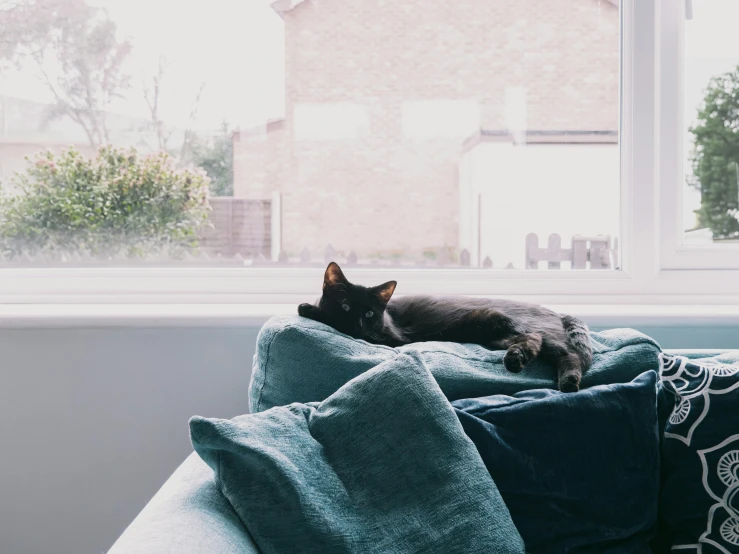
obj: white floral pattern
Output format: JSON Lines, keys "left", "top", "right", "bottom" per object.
{"left": 659, "top": 354, "right": 739, "bottom": 553}
{"left": 659, "top": 354, "right": 739, "bottom": 447}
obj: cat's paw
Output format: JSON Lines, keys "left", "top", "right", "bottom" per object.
{"left": 503, "top": 346, "right": 527, "bottom": 373}
{"left": 558, "top": 372, "right": 581, "bottom": 393}
{"left": 298, "top": 303, "right": 313, "bottom": 318}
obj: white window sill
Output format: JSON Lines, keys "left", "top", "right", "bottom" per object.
{"left": 1, "top": 303, "right": 739, "bottom": 328}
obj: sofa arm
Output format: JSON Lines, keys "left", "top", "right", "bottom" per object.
{"left": 108, "top": 453, "right": 260, "bottom": 554}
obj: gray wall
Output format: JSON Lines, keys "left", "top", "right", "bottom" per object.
{"left": 1, "top": 326, "right": 258, "bottom": 554}
{"left": 1, "top": 322, "right": 738, "bottom": 554}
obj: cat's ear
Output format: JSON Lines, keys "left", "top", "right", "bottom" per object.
{"left": 373, "top": 281, "right": 397, "bottom": 305}
{"left": 323, "top": 262, "right": 348, "bottom": 290}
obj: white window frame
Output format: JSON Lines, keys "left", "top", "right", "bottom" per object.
{"left": 0, "top": 0, "right": 738, "bottom": 307}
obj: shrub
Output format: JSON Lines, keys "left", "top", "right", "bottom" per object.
{"left": 0, "top": 146, "right": 211, "bottom": 258}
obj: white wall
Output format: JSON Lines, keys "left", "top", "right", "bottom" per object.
{"left": 1, "top": 322, "right": 738, "bottom": 554}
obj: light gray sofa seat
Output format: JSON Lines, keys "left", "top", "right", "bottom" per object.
{"left": 109, "top": 453, "right": 259, "bottom": 554}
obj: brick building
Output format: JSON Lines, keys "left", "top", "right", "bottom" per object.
{"left": 233, "top": 0, "right": 620, "bottom": 260}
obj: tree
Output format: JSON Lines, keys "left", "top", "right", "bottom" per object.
{"left": 0, "top": 0, "right": 78, "bottom": 61}
{"left": 1, "top": 0, "right": 132, "bottom": 148}
{"left": 140, "top": 54, "right": 208, "bottom": 169}
{"left": 689, "top": 67, "right": 739, "bottom": 239}
{"left": 191, "top": 122, "right": 234, "bottom": 196}
{"left": 142, "top": 55, "right": 172, "bottom": 152}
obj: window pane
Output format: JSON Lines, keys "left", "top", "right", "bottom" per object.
{"left": 684, "top": 0, "right": 739, "bottom": 245}
{"left": 0, "top": 0, "right": 620, "bottom": 269}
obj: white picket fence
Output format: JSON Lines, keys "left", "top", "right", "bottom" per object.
{"left": 525, "top": 233, "right": 619, "bottom": 270}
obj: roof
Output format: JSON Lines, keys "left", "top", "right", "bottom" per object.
{"left": 233, "top": 118, "right": 285, "bottom": 141}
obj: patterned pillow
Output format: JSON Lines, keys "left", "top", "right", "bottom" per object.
{"left": 658, "top": 352, "right": 739, "bottom": 553}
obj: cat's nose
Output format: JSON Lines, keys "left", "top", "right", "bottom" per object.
{"left": 358, "top": 319, "right": 363, "bottom": 329}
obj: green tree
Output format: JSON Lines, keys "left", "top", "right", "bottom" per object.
{"left": 191, "top": 123, "right": 234, "bottom": 196}
{"left": 689, "top": 68, "right": 739, "bottom": 239}
{"left": 0, "top": 147, "right": 211, "bottom": 258}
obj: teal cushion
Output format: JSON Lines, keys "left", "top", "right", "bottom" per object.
{"left": 250, "top": 315, "right": 662, "bottom": 413}
{"left": 192, "top": 353, "right": 525, "bottom": 554}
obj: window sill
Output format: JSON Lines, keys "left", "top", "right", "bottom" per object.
{"left": 1, "top": 303, "right": 739, "bottom": 328}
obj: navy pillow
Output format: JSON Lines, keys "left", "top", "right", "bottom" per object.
{"left": 453, "top": 371, "right": 659, "bottom": 554}
{"left": 658, "top": 352, "right": 739, "bottom": 553}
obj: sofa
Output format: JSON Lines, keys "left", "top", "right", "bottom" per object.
{"left": 108, "top": 316, "right": 739, "bottom": 554}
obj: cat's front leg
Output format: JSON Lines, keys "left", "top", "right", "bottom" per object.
{"left": 298, "top": 303, "right": 331, "bottom": 325}
{"left": 298, "top": 303, "right": 317, "bottom": 318}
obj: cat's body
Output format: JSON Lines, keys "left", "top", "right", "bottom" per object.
{"left": 299, "top": 262, "right": 592, "bottom": 392}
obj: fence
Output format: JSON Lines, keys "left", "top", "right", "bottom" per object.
{"left": 525, "top": 233, "right": 619, "bottom": 270}
{"left": 199, "top": 197, "right": 274, "bottom": 258}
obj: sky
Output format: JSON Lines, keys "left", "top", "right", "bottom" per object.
{"left": 1, "top": 0, "right": 285, "bottom": 131}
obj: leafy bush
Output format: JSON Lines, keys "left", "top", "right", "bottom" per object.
{"left": 0, "top": 146, "right": 211, "bottom": 258}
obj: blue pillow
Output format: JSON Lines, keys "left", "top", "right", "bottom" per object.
{"left": 452, "top": 371, "right": 660, "bottom": 554}
{"left": 658, "top": 352, "right": 739, "bottom": 553}
{"left": 192, "top": 354, "right": 525, "bottom": 554}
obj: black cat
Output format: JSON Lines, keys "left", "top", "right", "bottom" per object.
{"left": 298, "top": 262, "right": 593, "bottom": 392}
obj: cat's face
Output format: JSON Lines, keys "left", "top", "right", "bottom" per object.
{"left": 318, "top": 262, "right": 396, "bottom": 341}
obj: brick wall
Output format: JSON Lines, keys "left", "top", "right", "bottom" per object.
{"left": 233, "top": 0, "right": 619, "bottom": 258}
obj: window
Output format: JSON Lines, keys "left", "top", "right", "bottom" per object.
{"left": 683, "top": 0, "right": 739, "bottom": 246}
{"left": 659, "top": 0, "right": 739, "bottom": 269}
{"left": 294, "top": 103, "right": 370, "bottom": 140}
{"left": 401, "top": 100, "right": 480, "bottom": 140}
{"left": 0, "top": 0, "right": 621, "bottom": 272}
{"left": 0, "top": 0, "right": 737, "bottom": 305}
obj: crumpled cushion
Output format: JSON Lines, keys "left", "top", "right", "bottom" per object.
{"left": 192, "top": 353, "right": 526, "bottom": 554}
{"left": 250, "top": 315, "right": 662, "bottom": 413}
{"left": 453, "top": 371, "right": 660, "bottom": 554}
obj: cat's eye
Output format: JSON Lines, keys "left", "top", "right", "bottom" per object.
{"left": 342, "top": 304, "right": 351, "bottom": 312}
{"left": 365, "top": 311, "right": 374, "bottom": 318}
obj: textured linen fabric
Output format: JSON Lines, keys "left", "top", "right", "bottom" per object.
{"left": 191, "top": 352, "right": 526, "bottom": 554}
{"left": 250, "top": 315, "right": 662, "bottom": 413}
{"left": 108, "top": 453, "right": 260, "bottom": 554}
{"left": 656, "top": 351, "right": 739, "bottom": 553}
{"left": 453, "top": 371, "right": 661, "bottom": 554}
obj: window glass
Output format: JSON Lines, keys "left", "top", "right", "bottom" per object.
{"left": 683, "top": 0, "right": 739, "bottom": 245}
{"left": 0, "top": 0, "right": 620, "bottom": 269}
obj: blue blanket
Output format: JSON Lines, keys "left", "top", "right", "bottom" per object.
{"left": 454, "top": 371, "right": 661, "bottom": 553}
{"left": 250, "top": 315, "right": 662, "bottom": 413}
{"left": 192, "top": 353, "right": 526, "bottom": 554}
